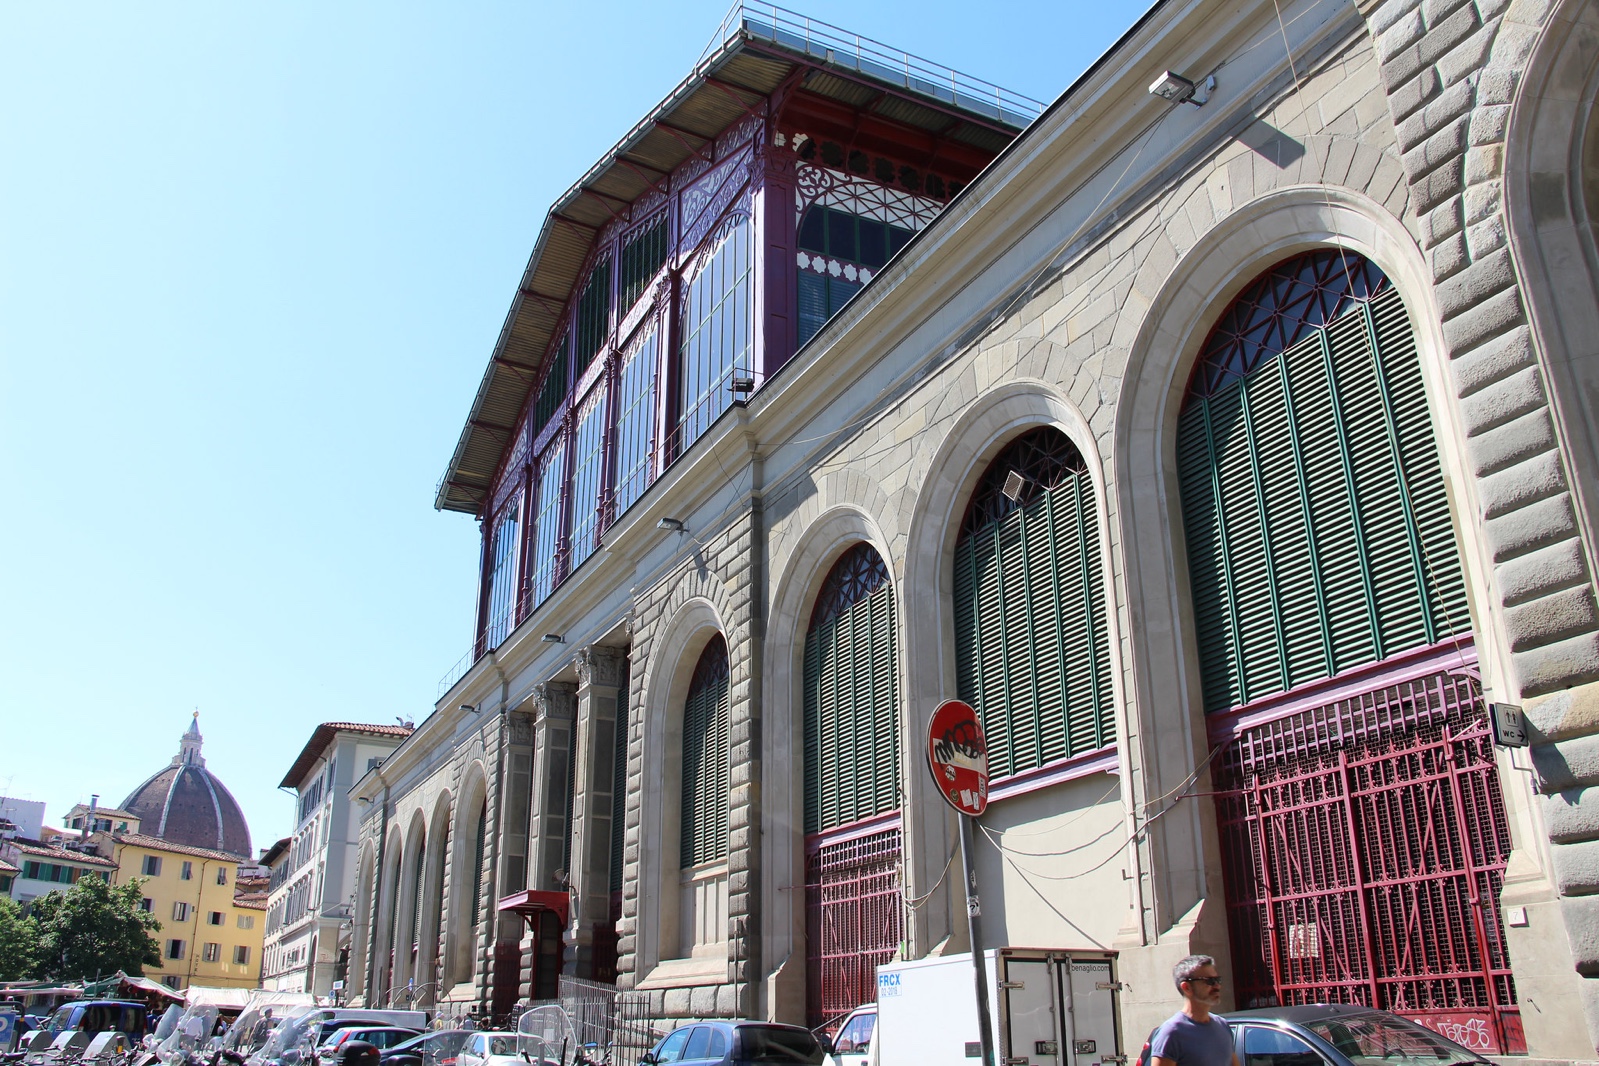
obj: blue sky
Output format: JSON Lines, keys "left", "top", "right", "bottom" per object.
{"left": 0, "top": 2, "right": 1143, "bottom": 854}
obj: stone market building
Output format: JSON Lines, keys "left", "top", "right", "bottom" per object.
{"left": 353, "top": 0, "right": 1599, "bottom": 1059}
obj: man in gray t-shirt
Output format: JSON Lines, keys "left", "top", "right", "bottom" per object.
{"left": 1149, "top": 955, "right": 1238, "bottom": 1066}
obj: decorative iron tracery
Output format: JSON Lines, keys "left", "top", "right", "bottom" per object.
{"left": 793, "top": 162, "right": 945, "bottom": 230}
{"left": 810, "top": 542, "right": 891, "bottom": 628}
{"left": 1187, "top": 248, "right": 1390, "bottom": 401}
{"left": 960, "top": 426, "right": 1091, "bottom": 536}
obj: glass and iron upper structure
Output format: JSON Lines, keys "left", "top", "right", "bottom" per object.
{"left": 436, "top": 4, "right": 1043, "bottom": 655}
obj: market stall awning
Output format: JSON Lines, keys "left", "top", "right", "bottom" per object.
{"left": 497, "top": 889, "right": 569, "bottom": 927}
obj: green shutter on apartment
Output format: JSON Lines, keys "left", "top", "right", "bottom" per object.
{"left": 681, "top": 639, "right": 730, "bottom": 868}
{"left": 952, "top": 429, "right": 1112, "bottom": 780}
{"left": 1178, "top": 278, "right": 1471, "bottom": 714}
{"left": 803, "top": 566, "right": 900, "bottom": 835}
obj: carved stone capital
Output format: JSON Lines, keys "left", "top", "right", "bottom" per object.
{"left": 531, "top": 681, "right": 577, "bottom": 722}
{"left": 574, "top": 646, "right": 626, "bottom": 690}
{"left": 506, "top": 711, "right": 536, "bottom": 746}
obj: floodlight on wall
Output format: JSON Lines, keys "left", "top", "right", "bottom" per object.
{"left": 1149, "top": 70, "right": 1213, "bottom": 106}
{"left": 1002, "top": 470, "right": 1028, "bottom": 502}
{"left": 542, "top": 633, "right": 564, "bottom": 644}
{"left": 657, "top": 517, "right": 686, "bottom": 533}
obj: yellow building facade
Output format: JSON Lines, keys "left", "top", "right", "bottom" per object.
{"left": 98, "top": 833, "right": 265, "bottom": 991}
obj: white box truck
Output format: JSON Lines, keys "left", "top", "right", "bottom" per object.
{"left": 828, "top": 949, "right": 1122, "bottom": 1066}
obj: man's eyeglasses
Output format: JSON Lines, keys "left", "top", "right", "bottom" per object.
{"left": 1185, "top": 976, "right": 1223, "bottom": 987}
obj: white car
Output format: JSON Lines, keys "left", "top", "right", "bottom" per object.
{"left": 453, "top": 1032, "right": 523, "bottom": 1066}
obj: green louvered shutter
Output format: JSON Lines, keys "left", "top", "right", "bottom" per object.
{"left": 469, "top": 804, "right": 485, "bottom": 931}
{"left": 804, "top": 544, "right": 900, "bottom": 835}
{"left": 410, "top": 842, "right": 426, "bottom": 950}
{"left": 681, "top": 638, "right": 730, "bottom": 868}
{"left": 1178, "top": 253, "right": 1471, "bottom": 713}
{"left": 952, "top": 428, "right": 1113, "bottom": 779}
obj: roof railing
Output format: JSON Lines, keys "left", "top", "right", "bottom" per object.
{"left": 700, "top": 1, "right": 1046, "bottom": 129}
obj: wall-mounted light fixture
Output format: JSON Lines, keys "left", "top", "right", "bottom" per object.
{"left": 1148, "top": 70, "right": 1213, "bottom": 106}
{"left": 542, "top": 633, "right": 564, "bottom": 644}
{"left": 657, "top": 517, "right": 686, "bottom": 533}
{"left": 1002, "top": 470, "right": 1028, "bottom": 502}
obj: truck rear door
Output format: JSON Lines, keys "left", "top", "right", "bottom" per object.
{"left": 999, "top": 957, "right": 1060, "bottom": 1066}
{"left": 1062, "top": 957, "right": 1120, "bottom": 1066}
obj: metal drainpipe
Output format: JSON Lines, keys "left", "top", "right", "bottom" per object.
{"left": 366, "top": 776, "right": 389, "bottom": 1007}
{"left": 187, "top": 858, "right": 210, "bottom": 988}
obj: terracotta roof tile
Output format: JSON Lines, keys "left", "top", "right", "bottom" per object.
{"left": 7, "top": 839, "right": 119, "bottom": 868}
{"left": 113, "top": 833, "right": 247, "bottom": 863}
{"left": 280, "top": 723, "right": 412, "bottom": 789}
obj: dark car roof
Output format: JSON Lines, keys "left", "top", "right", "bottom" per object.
{"left": 682, "top": 1022, "right": 813, "bottom": 1032}
{"left": 387, "top": 1031, "right": 470, "bottom": 1049}
{"left": 1225, "top": 1004, "right": 1390, "bottom": 1023}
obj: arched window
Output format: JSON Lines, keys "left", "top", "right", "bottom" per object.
{"left": 804, "top": 543, "right": 899, "bottom": 833}
{"left": 681, "top": 636, "right": 730, "bottom": 868}
{"left": 468, "top": 801, "right": 486, "bottom": 943}
{"left": 408, "top": 832, "right": 426, "bottom": 962}
{"left": 1177, "top": 250, "right": 1470, "bottom": 711}
{"left": 953, "top": 426, "right": 1112, "bottom": 778}
{"left": 802, "top": 542, "right": 903, "bottom": 1029}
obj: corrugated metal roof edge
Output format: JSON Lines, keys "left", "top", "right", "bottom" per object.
{"left": 434, "top": 18, "right": 1053, "bottom": 514}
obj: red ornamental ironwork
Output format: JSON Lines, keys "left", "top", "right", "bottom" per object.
{"left": 928, "top": 699, "right": 989, "bottom": 816}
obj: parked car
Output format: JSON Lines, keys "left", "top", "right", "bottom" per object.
{"left": 1137, "top": 1005, "right": 1493, "bottom": 1066}
{"left": 379, "top": 1030, "right": 473, "bottom": 1066}
{"left": 452, "top": 1032, "right": 522, "bottom": 1066}
{"left": 40, "top": 1001, "right": 148, "bottom": 1040}
{"left": 643, "top": 1021, "right": 827, "bottom": 1066}
{"left": 316, "top": 1029, "right": 423, "bottom": 1066}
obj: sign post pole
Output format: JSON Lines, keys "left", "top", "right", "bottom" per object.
{"left": 926, "top": 699, "right": 996, "bottom": 1066}
{"left": 959, "top": 813, "right": 997, "bottom": 1066}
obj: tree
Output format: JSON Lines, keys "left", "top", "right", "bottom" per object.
{"left": 27, "top": 875, "right": 160, "bottom": 981}
{"left": 0, "top": 896, "right": 36, "bottom": 980}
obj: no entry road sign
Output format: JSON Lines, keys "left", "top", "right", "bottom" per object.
{"left": 927, "top": 699, "right": 989, "bottom": 816}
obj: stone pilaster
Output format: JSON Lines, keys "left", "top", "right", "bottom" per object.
{"left": 565, "top": 646, "right": 627, "bottom": 978}
{"left": 529, "top": 682, "right": 578, "bottom": 893}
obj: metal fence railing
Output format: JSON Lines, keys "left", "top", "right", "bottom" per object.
{"left": 518, "top": 977, "right": 666, "bottom": 1066}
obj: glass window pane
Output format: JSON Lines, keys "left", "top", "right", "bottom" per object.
{"left": 484, "top": 498, "right": 522, "bottom": 648}
{"left": 614, "top": 330, "right": 657, "bottom": 518}
{"left": 1243, "top": 1027, "right": 1322, "bottom": 1066}
{"left": 530, "top": 438, "right": 567, "bottom": 605}
{"left": 826, "top": 209, "right": 856, "bottom": 262}
{"left": 858, "top": 222, "right": 887, "bottom": 269}
{"left": 569, "top": 383, "right": 608, "bottom": 571}
{"left": 798, "top": 207, "right": 826, "bottom": 253}
{"left": 677, "top": 218, "right": 753, "bottom": 452}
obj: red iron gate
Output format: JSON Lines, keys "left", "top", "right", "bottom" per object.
{"left": 805, "top": 825, "right": 903, "bottom": 1029}
{"left": 1215, "top": 668, "right": 1523, "bottom": 1053}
